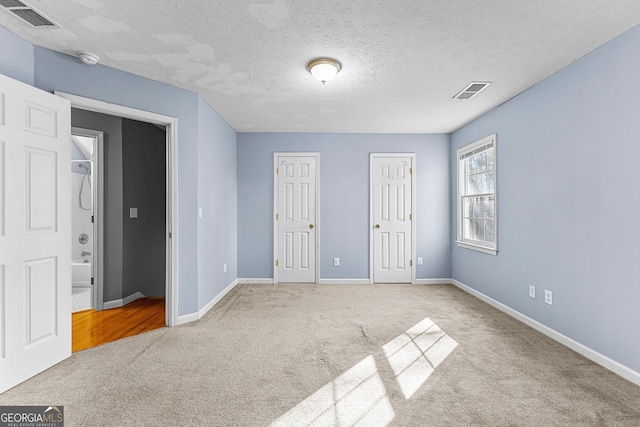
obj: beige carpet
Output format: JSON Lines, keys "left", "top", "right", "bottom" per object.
{"left": 1, "top": 284, "right": 639, "bottom": 426}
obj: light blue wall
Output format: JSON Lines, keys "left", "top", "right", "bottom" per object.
{"left": 2, "top": 32, "right": 239, "bottom": 318}
{"left": 32, "top": 48, "right": 201, "bottom": 317}
{"left": 0, "top": 26, "right": 34, "bottom": 85}
{"left": 237, "top": 133, "right": 451, "bottom": 280}
{"left": 197, "top": 96, "right": 238, "bottom": 310}
{"left": 451, "top": 25, "right": 640, "bottom": 372}
{"left": 6, "top": 20, "right": 639, "bottom": 377}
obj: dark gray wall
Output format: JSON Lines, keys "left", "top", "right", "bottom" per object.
{"left": 71, "top": 109, "right": 124, "bottom": 302}
{"left": 122, "top": 119, "right": 166, "bottom": 298}
{"left": 71, "top": 112, "right": 166, "bottom": 302}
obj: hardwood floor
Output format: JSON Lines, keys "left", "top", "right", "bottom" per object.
{"left": 72, "top": 297, "right": 166, "bottom": 353}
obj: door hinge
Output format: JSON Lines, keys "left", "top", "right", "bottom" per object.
{"left": 275, "top": 260, "right": 279, "bottom": 267}
{"left": 276, "top": 213, "right": 279, "bottom": 220}
{"left": 409, "top": 213, "right": 412, "bottom": 221}
{"left": 410, "top": 167, "right": 413, "bottom": 175}
{"left": 276, "top": 167, "right": 279, "bottom": 175}
{"left": 91, "top": 215, "right": 94, "bottom": 223}
{"left": 169, "top": 232, "right": 172, "bottom": 238}
{"left": 91, "top": 277, "right": 94, "bottom": 285}
{"left": 410, "top": 260, "right": 413, "bottom": 266}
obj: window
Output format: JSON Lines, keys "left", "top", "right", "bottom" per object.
{"left": 457, "top": 134, "right": 497, "bottom": 255}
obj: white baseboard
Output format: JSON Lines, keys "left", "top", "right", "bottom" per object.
{"left": 320, "top": 278, "right": 451, "bottom": 285}
{"left": 176, "top": 279, "right": 239, "bottom": 326}
{"left": 451, "top": 278, "right": 640, "bottom": 387}
{"left": 198, "top": 279, "right": 238, "bottom": 318}
{"left": 239, "top": 278, "right": 448, "bottom": 285}
{"left": 176, "top": 312, "right": 199, "bottom": 325}
{"left": 176, "top": 275, "right": 640, "bottom": 385}
{"left": 103, "top": 291, "right": 144, "bottom": 310}
{"left": 414, "top": 278, "right": 452, "bottom": 285}
{"left": 318, "top": 279, "right": 370, "bottom": 285}
{"left": 237, "top": 278, "right": 274, "bottom": 284}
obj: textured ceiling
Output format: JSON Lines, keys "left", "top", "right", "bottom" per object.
{"left": 2, "top": 1, "right": 640, "bottom": 133}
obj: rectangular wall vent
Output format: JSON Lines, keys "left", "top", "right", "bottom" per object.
{"left": 1, "top": 0, "right": 58, "bottom": 27}
{"left": 453, "top": 81, "right": 491, "bottom": 101}
{"left": 0, "top": 0, "right": 26, "bottom": 7}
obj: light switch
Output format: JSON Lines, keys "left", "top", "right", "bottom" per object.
{"left": 130, "top": 208, "right": 138, "bottom": 218}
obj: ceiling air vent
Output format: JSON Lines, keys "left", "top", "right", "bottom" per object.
{"left": 0, "top": 0, "right": 58, "bottom": 27}
{"left": 0, "top": 0, "right": 26, "bottom": 7}
{"left": 453, "top": 82, "right": 491, "bottom": 100}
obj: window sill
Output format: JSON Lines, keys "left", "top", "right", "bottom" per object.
{"left": 456, "top": 241, "right": 498, "bottom": 256}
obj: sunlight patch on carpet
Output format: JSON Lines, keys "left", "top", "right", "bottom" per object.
{"left": 270, "top": 355, "right": 395, "bottom": 427}
{"left": 383, "top": 317, "right": 458, "bottom": 399}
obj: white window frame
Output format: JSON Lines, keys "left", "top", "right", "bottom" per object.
{"left": 456, "top": 134, "right": 498, "bottom": 255}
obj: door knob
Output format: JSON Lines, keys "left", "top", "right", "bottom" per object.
{"left": 375, "top": 224, "right": 380, "bottom": 229}
{"left": 309, "top": 224, "right": 314, "bottom": 229}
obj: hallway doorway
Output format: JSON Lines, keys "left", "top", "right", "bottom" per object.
{"left": 58, "top": 91, "right": 179, "bottom": 328}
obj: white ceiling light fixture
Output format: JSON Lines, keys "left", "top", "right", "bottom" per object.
{"left": 307, "top": 58, "right": 342, "bottom": 84}
{"left": 77, "top": 51, "right": 99, "bottom": 65}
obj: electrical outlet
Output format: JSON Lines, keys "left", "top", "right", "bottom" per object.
{"left": 544, "top": 289, "right": 553, "bottom": 305}
{"left": 129, "top": 207, "right": 138, "bottom": 218}
{"left": 417, "top": 257, "right": 423, "bottom": 265}
{"left": 223, "top": 263, "right": 227, "bottom": 273}
{"left": 333, "top": 257, "right": 340, "bottom": 266}
{"left": 529, "top": 285, "right": 536, "bottom": 299}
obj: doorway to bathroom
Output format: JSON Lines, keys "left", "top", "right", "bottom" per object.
{"left": 70, "top": 116, "right": 168, "bottom": 351}
{"left": 71, "top": 127, "right": 103, "bottom": 313}
{"left": 59, "top": 90, "right": 179, "bottom": 336}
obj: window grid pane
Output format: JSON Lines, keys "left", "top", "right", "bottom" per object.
{"left": 485, "top": 220, "right": 495, "bottom": 243}
{"left": 462, "top": 195, "right": 494, "bottom": 244}
{"left": 459, "top": 139, "right": 496, "bottom": 251}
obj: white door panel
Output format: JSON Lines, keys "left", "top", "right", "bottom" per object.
{"left": 0, "top": 73, "right": 71, "bottom": 393}
{"left": 26, "top": 147, "right": 58, "bottom": 232}
{"left": 276, "top": 155, "right": 317, "bottom": 283}
{"left": 372, "top": 155, "right": 413, "bottom": 283}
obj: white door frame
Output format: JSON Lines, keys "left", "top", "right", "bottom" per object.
{"left": 369, "top": 153, "right": 416, "bottom": 284}
{"left": 71, "top": 127, "right": 105, "bottom": 311}
{"left": 273, "top": 152, "right": 320, "bottom": 284}
{"left": 56, "top": 92, "right": 179, "bottom": 327}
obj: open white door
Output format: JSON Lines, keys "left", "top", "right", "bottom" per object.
{"left": 274, "top": 153, "right": 318, "bottom": 283}
{"left": 371, "top": 154, "right": 415, "bottom": 284}
{"left": 0, "top": 73, "right": 71, "bottom": 393}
